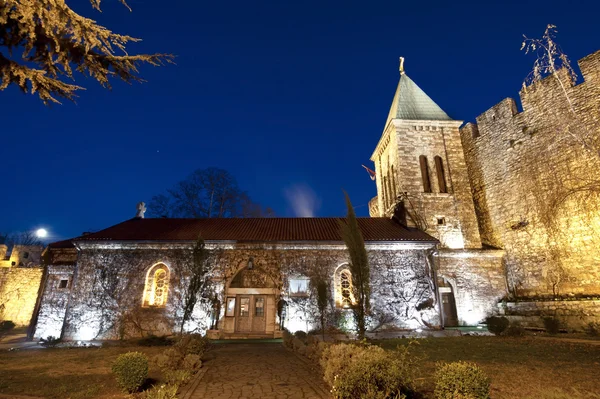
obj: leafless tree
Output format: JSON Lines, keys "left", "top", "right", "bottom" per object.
{"left": 147, "top": 167, "right": 272, "bottom": 218}
{"left": 0, "top": 231, "right": 43, "bottom": 247}
{"left": 0, "top": 0, "right": 174, "bottom": 104}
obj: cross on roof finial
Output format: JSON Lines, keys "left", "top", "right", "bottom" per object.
{"left": 399, "top": 57, "right": 405, "bottom": 74}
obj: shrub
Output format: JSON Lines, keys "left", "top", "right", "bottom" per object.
{"left": 504, "top": 322, "right": 525, "bottom": 337}
{"left": 164, "top": 369, "right": 192, "bottom": 386}
{"left": 543, "top": 317, "right": 561, "bottom": 335}
{"left": 584, "top": 322, "right": 600, "bottom": 337}
{"left": 0, "top": 320, "right": 16, "bottom": 340}
{"left": 321, "top": 343, "right": 419, "bottom": 399}
{"left": 485, "top": 316, "right": 509, "bottom": 336}
{"left": 137, "top": 335, "right": 173, "bottom": 347}
{"left": 40, "top": 335, "right": 61, "bottom": 347}
{"left": 434, "top": 361, "right": 490, "bottom": 399}
{"left": 174, "top": 334, "right": 208, "bottom": 357}
{"left": 145, "top": 384, "right": 179, "bottom": 399}
{"left": 155, "top": 335, "right": 206, "bottom": 373}
{"left": 111, "top": 352, "right": 149, "bottom": 393}
{"left": 294, "top": 330, "right": 308, "bottom": 341}
{"left": 282, "top": 329, "right": 293, "bottom": 348}
{"left": 183, "top": 354, "right": 202, "bottom": 371}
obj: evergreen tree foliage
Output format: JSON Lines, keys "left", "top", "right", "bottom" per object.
{"left": 311, "top": 274, "right": 330, "bottom": 339}
{"left": 0, "top": 0, "right": 174, "bottom": 104}
{"left": 339, "top": 191, "right": 370, "bottom": 338}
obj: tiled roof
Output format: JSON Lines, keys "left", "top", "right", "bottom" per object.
{"left": 66, "top": 217, "right": 436, "bottom": 243}
{"left": 384, "top": 73, "right": 452, "bottom": 127}
{"left": 48, "top": 239, "right": 76, "bottom": 249}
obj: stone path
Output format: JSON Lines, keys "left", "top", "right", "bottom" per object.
{"left": 187, "top": 343, "right": 330, "bottom": 399}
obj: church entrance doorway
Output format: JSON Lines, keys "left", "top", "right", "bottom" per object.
{"left": 439, "top": 277, "right": 458, "bottom": 327}
{"left": 218, "top": 262, "right": 280, "bottom": 339}
{"left": 235, "top": 294, "right": 267, "bottom": 333}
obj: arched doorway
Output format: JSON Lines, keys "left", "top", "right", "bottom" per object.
{"left": 438, "top": 277, "right": 458, "bottom": 327}
{"left": 222, "top": 263, "right": 279, "bottom": 337}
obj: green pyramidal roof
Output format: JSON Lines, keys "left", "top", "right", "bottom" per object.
{"left": 384, "top": 72, "right": 452, "bottom": 125}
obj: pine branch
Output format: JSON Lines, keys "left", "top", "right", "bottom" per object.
{"left": 0, "top": 52, "right": 83, "bottom": 103}
{"left": 0, "top": 0, "right": 174, "bottom": 103}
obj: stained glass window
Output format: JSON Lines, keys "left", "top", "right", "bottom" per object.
{"left": 143, "top": 264, "right": 170, "bottom": 308}
{"left": 341, "top": 271, "right": 352, "bottom": 308}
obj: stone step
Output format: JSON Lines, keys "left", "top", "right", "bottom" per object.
{"left": 222, "top": 333, "right": 275, "bottom": 339}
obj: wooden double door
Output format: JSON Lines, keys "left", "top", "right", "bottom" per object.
{"left": 441, "top": 292, "right": 458, "bottom": 327}
{"left": 235, "top": 294, "right": 267, "bottom": 333}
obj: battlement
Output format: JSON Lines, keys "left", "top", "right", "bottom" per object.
{"left": 0, "top": 244, "right": 43, "bottom": 268}
{"left": 463, "top": 49, "right": 600, "bottom": 142}
{"left": 458, "top": 48, "right": 600, "bottom": 297}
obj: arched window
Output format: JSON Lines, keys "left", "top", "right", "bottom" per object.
{"left": 387, "top": 170, "right": 394, "bottom": 205}
{"left": 340, "top": 271, "right": 352, "bottom": 308}
{"left": 390, "top": 165, "right": 397, "bottom": 200}
{"left": 334, "top": 265, "right": 355, "bottom": 308}
{"left": 383, "top": 176, "right": 389, "bottom": 207}
{"left": 143, "top": 263, "right": 170, "bottom": 307}
{"left": 419, "top": 155, "right": 432, "bottom": 193}
{"left": 434, "top": 156, "right": 447, "bottom": 193}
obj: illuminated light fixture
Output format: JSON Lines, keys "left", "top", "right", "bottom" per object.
{"left": 36, "top": 228, "right": 48, "bottom": 238}
{"left": 247, "top": 257, "right": 254, "bottom": 270}
{"left": 416, "top": 328, "right": 423, "bottom": 333}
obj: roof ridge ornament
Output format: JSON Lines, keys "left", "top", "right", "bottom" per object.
{"left": 399, "top": 57, "right": 405, "bottom": 75}
{"left": 135, "top": 201, "right": 146, "bottom": 219}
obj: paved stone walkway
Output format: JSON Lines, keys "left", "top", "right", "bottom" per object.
{"left": 188, "top": 343, "right": 330, "bottom": 399}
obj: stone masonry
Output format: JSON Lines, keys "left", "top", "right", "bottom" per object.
{"left": 38, "top": 241, "right": 441, "bottom": 340}
{"left": 0, "top": 245, "right": 44, "bottom": 327}
{"left": 460, "top": 49, "right": 600, "bottom": 298}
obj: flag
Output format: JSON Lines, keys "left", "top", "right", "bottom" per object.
{"left": 362, "top": 165, "right": 376, "bottom": 181}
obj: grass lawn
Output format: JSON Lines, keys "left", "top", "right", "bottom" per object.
{"left": 378, "top": 336, "right": 600, "bottom": 399}
{"left": 0, "top": 345, "right": 166, "bottom": 399}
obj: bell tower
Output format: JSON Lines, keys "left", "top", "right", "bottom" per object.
{"left": 369, "top": 58, "right": 481, "bottom": 249}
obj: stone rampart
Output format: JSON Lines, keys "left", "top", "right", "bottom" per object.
{"left": 460, "top": 49, "right": 600, "bottom": 297}
{"left": 499, "top": 299, "right": 600, "bottom": 331}
{"left": 0, "top": 267, "right": 43, "bottom": 326}
{"left": 437, "top": 249, "right": 506, "bottom": 325}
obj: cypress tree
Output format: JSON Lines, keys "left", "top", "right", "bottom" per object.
{"left": 339, "top": 191, "right": 370, "bottom": 339}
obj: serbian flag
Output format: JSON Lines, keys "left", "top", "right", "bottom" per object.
{"left": 362, "top": 165, "right": 376, "bottom": 181}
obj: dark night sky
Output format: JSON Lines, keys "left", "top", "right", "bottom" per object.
{"left": 1, "top": 0, "right": 599, "bottom": 243}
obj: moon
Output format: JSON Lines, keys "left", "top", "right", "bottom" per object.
{"left": 36, "top": 228, "right": 48, "bottom": 238}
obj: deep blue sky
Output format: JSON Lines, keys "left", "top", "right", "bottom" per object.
{"left": 2, "top": 0, "right": 599, "bottom": 242}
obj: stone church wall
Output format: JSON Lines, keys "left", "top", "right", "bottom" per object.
{"left": 0, "top": 267, "right": 43, "bottom": 326}
{"left": 43, "top": 242, "right": 442, "bottom": 340}
{"left": 460, "top": 49, "right": 600, "bottom": 298}
{"left": 33, "top": 265, "right": 75, "bottom": 339}
{"left": 437, "top": 249, "right": 506, "bottom": 326}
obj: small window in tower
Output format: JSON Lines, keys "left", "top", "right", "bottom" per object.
{"left": 434, "top": 156, "right": 448, "bottom": 193}
{"left": 59, "top": 279, "right": 69, "bottom": 289}
{"left": 419, "top": 156, "right": 432, "bottom": 193}
{"left": 23, "top": 252, "right": 29, "bottom": 259}
{"left": 437, "top": 217, "right": 446, "bottom": 226}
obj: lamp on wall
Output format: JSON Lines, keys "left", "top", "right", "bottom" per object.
{"left": 247, "top": 257, "right": 254, "bottom": 270}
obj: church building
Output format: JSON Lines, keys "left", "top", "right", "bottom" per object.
{"left": 33, "top": 50, "right": 600, "bottom": 340}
